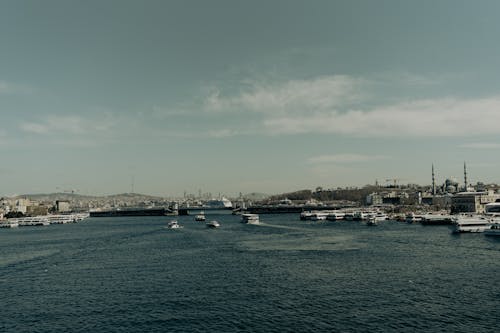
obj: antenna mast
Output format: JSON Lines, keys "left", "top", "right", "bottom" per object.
{"left": 463, "top": 162, "right": 468, "bottom": 192}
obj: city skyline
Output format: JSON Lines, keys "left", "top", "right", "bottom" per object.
{"left": 2, "top": 1, "right": 500, "bottom": 196}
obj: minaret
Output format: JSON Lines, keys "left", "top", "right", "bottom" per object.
{"left": 432, "top": 164, "right": 436, "bottom": 196}
{"left": 464, "top": 161, "right": 468, "bottom": 192}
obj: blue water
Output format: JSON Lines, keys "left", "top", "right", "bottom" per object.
{"left": 1, "top": 214, "right": 499, "bottom": 332}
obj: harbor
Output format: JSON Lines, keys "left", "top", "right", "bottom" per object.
{"left": 2, "top": 212, "right": 500, "bottom": 332}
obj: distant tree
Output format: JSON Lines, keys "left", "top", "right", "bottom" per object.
{"left": 5, "top": 211, "right": 24, "bottom": 218}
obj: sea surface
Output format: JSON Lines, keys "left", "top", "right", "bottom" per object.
{"left": 1, "top": 214, "right": 499, "bottom": 332}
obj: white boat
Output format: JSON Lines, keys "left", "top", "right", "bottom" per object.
{"left": 204, "top": 197, "right": 233, "bottom": 209}
{"left": 48, "top": 215, "right": 76, "bottom": 224}
{"left": 10, "top": 216, "right": 50, "bottom": 226}
{"left": 485, "top": 202, "right": 500, "bottom": 216}
{"left": 354, "top": 211, "right": 367, "bottom": 220}
{"left": 310, "top": 212, "right": 329, "bottom": 221}
{"left": 206, "top": 220, "right": 220, "bottom": 228}
{"left": 73, "top": 213, "right": 90, "bottom": 221}
{"left": 420, "top": 213, "right": 453, "bottom": 225}
{"left": 344, "top": 212, "right": 355, "bottom": 221}
{"left": 300, "top": 211, "right": 313, "bottom": 220}
{"left": 484, "top": 221, "right": 500, "bottom": 237}
{"left": 241, "top": 213, "right": 259, "bottom": 224}
{"left": 167, "top": 220, "right": 182, "bottom": 229}
{"left": 372, "top": 212, "right": 388, "bottom": 221}
{"left": 366, "top": 217, "right": 377, "bottom": 226}
{"left": 452, "top": 215, "right": 493, "bottom": 233}
{"left": 0, "top": 221, "right": 19, "bottom": 228}
{"left": 301, "top": 210, "right": 334, "bottom": 221}
{"left": 195, "top": 212, "right": 206, "bottom": 221}
{"left": 326, "top": 211, "right": 345, "bottom": 221}
{"left": 406, "top": 212, "right": 423, "bottom": 223}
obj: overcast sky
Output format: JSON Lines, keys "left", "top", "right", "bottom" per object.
{"left": 2, "top": 0, "right": 500, "bottom": 196}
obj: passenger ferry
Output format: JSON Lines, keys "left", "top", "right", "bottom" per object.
{"left": 0, "top": 221, "right": 19, "bottom": 228}
{"left": 451, "top": 215, "right": 493, "bottom": 233}
{"left": 9, "top": 216, "right": 50, "bottom": 226}
{"left": 420, "top": 213, "right": 453, "bottom": 225}
{"left": 241, "top": 213, "right": 260, "bottom": 224}
{"left": 48, "top": 215, "right": 76, "bottom": 224}
{"left": 485, "top": 202, "right": 500, "bottom": 216}
{"left": 326, "top": 211, "right": 345, "bottom": 221}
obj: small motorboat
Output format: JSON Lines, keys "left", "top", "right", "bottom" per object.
{"left": 167, "top": 220, "right": 182, "bottom": 229}
{"left": 206, "top": 220, "right": 220, "bottom": 228}
{"left": 195, "top": 212, "right": 206, "bottom": 221}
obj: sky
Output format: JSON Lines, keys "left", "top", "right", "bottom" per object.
{"left": 2, "top": 0, "right": 500, "bottom": 197}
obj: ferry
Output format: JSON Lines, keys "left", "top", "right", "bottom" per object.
{"left": 406, "top": 212, "right": 423, "bottom": 223}
{"left": 0, "top": 221, "right": 19, "bottom": 228}
{"left": 326, "top": 211, "right": 345, "bottom": 221}
{"left": 241, "top": 213, "right": 260, "bottom": 224}
{"left": 485, "top": 202, "right": 500, "bottom": 216}
{"left": 9, "top": 216, "right": 50, "bottom": 226}
{"left": 420, "top": 213, "right": 453, "bottom": 225}
{"left": 310, "top": 211, "right": 329, "bottom": 221}
{"left": 372, "top": 212, "right": 388, "bottom": 221}
{"left": 204, "top": 197, "right": 233, "bottom": 209}
{"left": 300, "top": 211, "right": 314, "bottom": 220}
{"left": 451, "top": 215, "right": 493, "bottom": 233}
{"left": 48, "top": 215, "right": 76, "bottom": 224}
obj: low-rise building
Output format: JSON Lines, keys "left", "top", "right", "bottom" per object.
{"left": 451, "top": 191, "right": 500, "bottom": 213}
{"left": 56, "top": 200, "right": 71, "bottom": 213}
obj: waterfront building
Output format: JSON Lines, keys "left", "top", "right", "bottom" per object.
{"left": 451, "top": 190, "right": 500, "bottom": 213}
{"left": 13, "top": 198, "right": 31, "bottom": 214}
{"left": 56, "top": 200, "right": 71, "bottom": 213}
{"left": 366, "top": 193, "right": 383, "bottom": 206}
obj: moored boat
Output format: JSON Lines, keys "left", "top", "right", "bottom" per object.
{"left": 452, "top": 215, "right": 493, "bottom": 233}
{"left": 484, "top": 222, "right": 500, "bottom": 237}
{"left": 48, "top": 215, "right": 75, "bottom": 224}
{"left": 366, "top": 217, "right": 377, "bottom": 226}
{"left": 326, "top": 211, "right": 345, "bottom": 221}
{"left": 420, "top": 213, "right": 453, "bottom": 225}
{"left": 9, "top": 216, "right": 50, "bottom": 226}
{"left": 0, "top": 221, "right": 19, "bottom": 228}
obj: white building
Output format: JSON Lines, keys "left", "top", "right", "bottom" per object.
{"left": 451, "top": 191, "right": 500, "bottom": 213}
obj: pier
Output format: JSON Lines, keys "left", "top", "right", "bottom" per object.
{"left": 245, "top": 205, "right": 356, "bottom": 214}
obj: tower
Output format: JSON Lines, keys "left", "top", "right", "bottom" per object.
{"left": 464, "top": 161, "right": 468, "bottom": 192}
{"left": 432, "top": 164, "right": 436, "bottom": 196}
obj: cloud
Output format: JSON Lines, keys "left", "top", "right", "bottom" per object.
{"left": 206, "top": 129, "right": 239, "bottom": 138}
{"left": 308, "top": 154, "right": 388, "bottom": 164}
{"left": 20, "top": 122, "right": 49, "bottom": 134}
{"left": 204, "top": 75, "right": 366, "bottom": 114}
{"left": 459, "top": 142, "right": 500, "bottom": 149}
{"left": 202, "top": 74, "right": 500, "bottom": 138}
{"left": 0, "top": 80, "right": 33, "bottom": 94}
{"left": 20, "top": 114, "right": 114, "bottom": 135}
{"left": 266, "top": 97, "right": 500, "bottom": 137}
